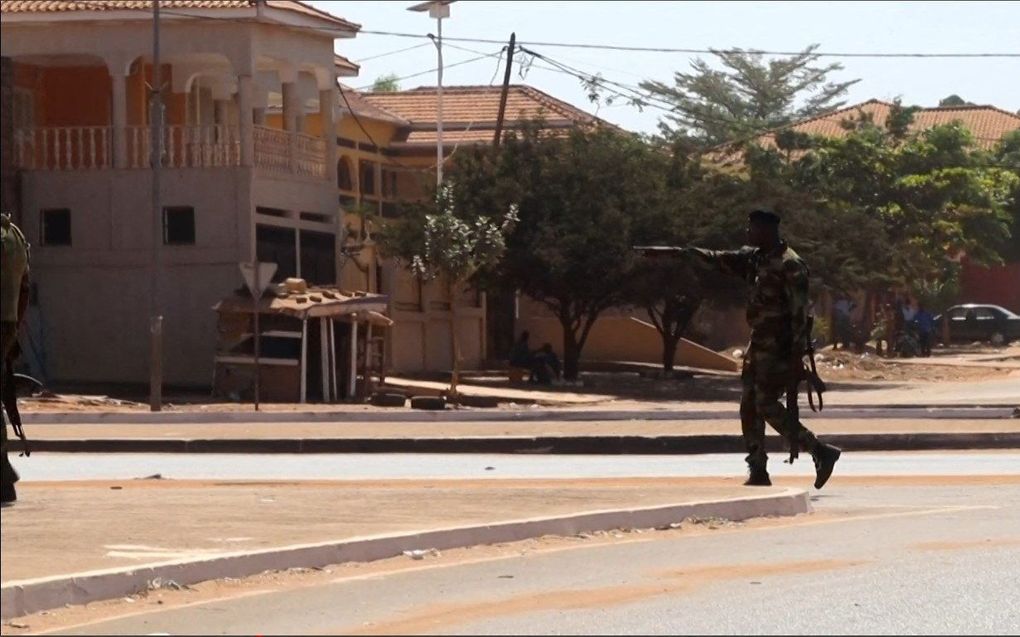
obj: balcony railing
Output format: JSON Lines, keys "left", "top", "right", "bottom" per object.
{"left": 127, "top": 125, "right": 241, "bottom": 169}
{"left": 254, "top": 125, "right": 326, "bottom": 179}
{"left": 15, "top": 124, "right": 326, "bottom": 180}
{"left": 15, "top": 127, "right": 111, "bottom": 170}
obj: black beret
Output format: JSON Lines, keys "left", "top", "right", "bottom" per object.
{"left": 748, "top": 209, "right": 781, "bottom": 226}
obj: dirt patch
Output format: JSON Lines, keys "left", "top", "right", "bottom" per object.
{"left": 348, "top": 558, "right": 868, "bottom": 635}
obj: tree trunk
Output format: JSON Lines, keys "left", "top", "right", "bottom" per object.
{"left": 448, "top": 281, "right": 460, "bottom": 401}
{"left": 662, "top": 335, "right": 680, "bottom": 373}
{"left": 561, "top": 322, "right": 581, "bottom": 381}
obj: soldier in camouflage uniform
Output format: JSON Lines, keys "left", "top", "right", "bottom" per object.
{"left": 640, "top": 210, "right": 841, "bottom": 489}
{"left": 2, "top": 213, "right": 31, "bottom": 505}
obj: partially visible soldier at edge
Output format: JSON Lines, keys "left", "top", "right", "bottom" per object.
{"left": 1, "top": 212, "right": 31, "bottom": 506}
{"left": 637, "top": 209, "right": 841, "bottom": 489}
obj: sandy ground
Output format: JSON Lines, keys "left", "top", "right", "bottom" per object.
{"left": 4, "top": 474, "right": 1019, "bottom": 635}
{"left": 16, "top": 346, "right": 1017, "bottom": 414}
{"left": 1, "top": 478, "right": 754, "bottom": 583}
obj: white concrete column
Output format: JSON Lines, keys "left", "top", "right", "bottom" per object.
{"left": 282, "top": 82, "right": 300, "bottom": 173}
{"left": 111, "top": 70, "right": 128, "bottom": 168}
{"left": 214, "top": 99, "right": 229, "bottom": 126}
{"left": 282, "top": 82, "right": 299, "bottom": 132}
{"left": 320, "top": 86, "right": 337, "bottom": 182}
{"left": 237, "top": 74, "right": 254, "bottom": 167}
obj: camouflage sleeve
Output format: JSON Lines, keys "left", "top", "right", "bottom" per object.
{"left": 784, "top": 259, "right": 811, "bottom": 353}
{"left": 687, "top": 246, "right": 755, "bottom": 279}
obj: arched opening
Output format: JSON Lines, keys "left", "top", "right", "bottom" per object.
{"left": 337, "top": 156, "right": 353, "bottom": 191}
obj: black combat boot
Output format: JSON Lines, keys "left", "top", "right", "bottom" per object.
{"left": 812, "top": 443, "right": 842, "bottom": 489}
{"left": 744, "top": 465, "right": 772, "bottom": 487}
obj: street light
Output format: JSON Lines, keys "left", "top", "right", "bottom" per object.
{"left": 408, "top": 1, "right": 455, "bottom": 187}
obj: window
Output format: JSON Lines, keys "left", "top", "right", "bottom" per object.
{"left": 163, "top": 206, "right": 196, "bottom": 245}
{"left": 337, "top": 157, "right": 354, "bottom": 191}
{"left": 381, "top": 168, "right": 398, "bottom": 198}
{"left": 40, "top": 208, "right": 71, "bottom": 246}
{"left": 359, "top": 160, "right": 376, "bottom": 196}
{"left": 256, "top": 225, "right": 296, "bottom": 283}
{"left": 300, "top": 230, "right": 336, "bottom": 286}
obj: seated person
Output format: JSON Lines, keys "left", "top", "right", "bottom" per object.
{"left": 530, "top": 343, "right": 561, "bottom": 385}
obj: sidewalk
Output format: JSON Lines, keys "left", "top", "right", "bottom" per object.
{"left": 0, "top": 478, "right": 808, "bottom": 619}
{"left": 9, "top": 417, "right": 1020, "bottom": 455}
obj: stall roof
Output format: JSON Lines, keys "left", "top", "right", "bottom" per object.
{"left": 213, "top": 287, "right": 389, "bottom": 320}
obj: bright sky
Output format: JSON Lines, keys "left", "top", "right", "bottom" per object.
{"left": 308, "top": 1, "right": 1020, "bottom": 135}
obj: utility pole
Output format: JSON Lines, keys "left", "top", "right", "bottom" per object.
{"left": 487, "top": 33, "right": 517, "bottom": 362}
{"left": 492, "top": 33, "right": 516, "bottom": 147}
{"left": 149, "top": 0, "right": 164, "bottom": 412}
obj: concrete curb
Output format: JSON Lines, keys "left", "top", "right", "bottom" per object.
{"left": 10, "top": 432, "right": 1020, "bottom": 455}
{"left": 0, "top": 488, "right": 810, "bottom": 620}
{"left": 18, "top": 405, "right": 1016, "bottom": 425}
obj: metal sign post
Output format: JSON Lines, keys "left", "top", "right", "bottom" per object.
{"left": 239, "top": 262, "right": 277, "bottom": 411}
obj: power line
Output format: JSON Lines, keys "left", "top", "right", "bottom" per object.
{"left": 352, "top": 48, "right": 503, "bottom": 90}
{"left": 354, "top": 42, "right": 431, "bottom": 63}
{"left": 360, "top": 30, "right": 1020, "bottom": 59}
{"left": 146, "top": 9, "right": 1019, "bottom": 59}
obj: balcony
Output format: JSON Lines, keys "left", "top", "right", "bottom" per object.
{"left": 14, "top": 124, "right": 326, "bottom": 179}
{"left": 253, "top": 125, "right": 327, "bottom": 179}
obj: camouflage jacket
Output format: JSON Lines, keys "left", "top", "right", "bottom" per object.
{"left": 690, "top": 242, "right": 811, "bottom": 353}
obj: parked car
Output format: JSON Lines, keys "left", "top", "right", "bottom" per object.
{"left": 935, "top": 304, "right": 1020, "bottom": 345}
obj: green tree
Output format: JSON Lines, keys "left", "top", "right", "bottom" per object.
{"left": 628, "top": 143, "right": 746, "bottom": 372}
{"left": 938, "top": 94, "right": 973, "bottom": 107}
{"left": 371, "top": 73, "right": 401, "bottom": 93}
{"left": 378, "top": 183, "right": 517, "bottom": 397}
{"left": 639, "top": 45, "right": 859, "bottom": 146}
{"left": 439, "top": 124, "right": 666, "bottom": 379}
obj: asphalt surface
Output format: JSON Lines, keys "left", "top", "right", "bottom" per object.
{"left": 34, "top": 480, "right": 1020, "bottom": 635}
{"left": 16, "top": 451, "right": 1020, "bottom": 482}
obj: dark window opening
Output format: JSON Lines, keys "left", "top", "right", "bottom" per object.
{"left": 300, "top": 230, "right": 336, "bottom": 286}
{"left": 256, "top": 224, "right": 296, "bottom": 283}
{"left": 163, "top": 206, "right": 196, "bottom": 245}
{"left": 256, "top": 206, "right": 288, "bottom": 218}
{"left": 40, "top": 208, "right": 72, "bottom": 246}
{"left": 337, "top": 157, "right": 354, "bottom": 191}
{"left": 359, "top": 160, "right": 376, "bottom": 196}
{"left": 300, "top": 212, "right": 331, "bottom": 223}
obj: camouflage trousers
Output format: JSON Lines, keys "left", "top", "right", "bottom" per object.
{"left": 2, "top": 321, "right": 19, "bottom": 499}
{"left": 740, "top": 342, "right": 819, "bottom": 469}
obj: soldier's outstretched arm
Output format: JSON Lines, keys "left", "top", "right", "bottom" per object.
{"left": 685, "top": 246, "right": 756, "bottom": 278}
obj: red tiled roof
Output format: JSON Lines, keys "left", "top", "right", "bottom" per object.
{"left": 753, "top": 99, "right": 1020, "bottom": 150}
{"left": 334, "top": 54, "right": 360, "bottom": 78}
{"left": 338, "top": 84, "right": 409, "bottom": 127}
{"left": 1, "top": 0, "right": 360, "bottom": 31}
{"left": 360, "top": 84, "right": 613, "bottom": 148}
{"left": 364, "top": 85, "right": 603, "bottom": 128}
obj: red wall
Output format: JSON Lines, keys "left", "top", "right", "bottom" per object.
{"left": 960, "top": 259, "right": 1020, "bottom": 313}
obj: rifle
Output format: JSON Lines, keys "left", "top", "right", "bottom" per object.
{"left": 784, "top": 315, "right": 827, "bottom": 464}
{"left": 3, "top": 359, "right": 30, "bottom": 458}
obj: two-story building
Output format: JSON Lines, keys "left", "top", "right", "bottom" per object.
{"left": 2, "top": 0, "right": 357, "bottom": 387}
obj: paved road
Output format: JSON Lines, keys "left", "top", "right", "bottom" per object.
{"left": 35, "top": 480, "right": 1020, "bottom": 635}
{"left": 17, "top": 451, "right": 1020, "bottom": 482}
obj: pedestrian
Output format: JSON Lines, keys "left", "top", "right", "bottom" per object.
{"left": 833, "top": 296, "right": 855, "bottom": 350}
{"left": 913, "top": 304, "right": 936, "bottom": 357}
{"left": 530, "top": 343, "right": 561, "bottom": 385}
{"left": 639, "top": 210, "right": 841, "bottom": 489}
{"left": 506, "top": 331, "right": 533, "bottom": 383}
{"left": 1, "top": 213, "right": 31, "bottom": 506}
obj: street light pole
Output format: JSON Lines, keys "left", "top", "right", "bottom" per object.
{"left": 149, "top": 0, "right": 164, "bottom": 412}
{"left": 435, "top": 14, "right": 443, "bottom": 187}
{"left": 408, "top": 1, "right": 454, "bottom": 187}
